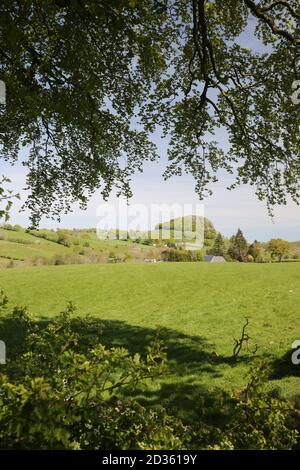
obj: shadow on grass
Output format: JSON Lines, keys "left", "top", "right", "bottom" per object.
{"left": 269, "top": 350, "right": 300, "bottom": 380}
{"left": 0, "top": 313, "right": 266, "bottom": 423}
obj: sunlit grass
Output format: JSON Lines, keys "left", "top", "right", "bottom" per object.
{"left": 0, "top": 262, "right": 299, "bottom": 420}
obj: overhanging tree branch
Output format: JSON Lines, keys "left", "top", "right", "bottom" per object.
{"left": 244, "top": 0, "right": 300, "bottom": 45}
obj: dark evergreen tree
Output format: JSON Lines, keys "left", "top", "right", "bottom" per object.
{"left": 228, "top": 229, "right": 248, "bottom": 262}
{"left": 211, "top": 232, "right": 226, "bottom": 257}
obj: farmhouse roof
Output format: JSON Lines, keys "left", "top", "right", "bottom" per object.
{"left": 204, "top": 255, "right": 226, "bottom": 262}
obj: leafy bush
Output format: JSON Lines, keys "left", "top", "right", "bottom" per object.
{"left": 57, "top": 229, "right": 72, "bottom": 247}
{"left": 162, "top": 248, "right": 194, "bottom": 262}
{"left": 2, "top": 224, "right": 14, "bottom": 231}
{"left": 210, "top": 362, "right": 299, "bottom": 450}
{"left": 194, "top": 250, "right": 203, "bottom": 261}
{"left": 0, "top": 303, "right": 178, "bottom": 450}
{"left": 0, "top": 297, "right": 298, "bottom": 450}
{"left": 29, "top": 229, "right": 59, "bottom": 244}
{"left": 256, "top": 251, "right": 272, "bottom": 263}
{"left": 1, "top": 224, "right": 22, "bottom": 232}
{"left": 51, "top": 253, "right": 85, "bottom": 266}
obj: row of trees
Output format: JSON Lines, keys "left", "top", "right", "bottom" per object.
{"left": 161, "top": 248, "right": 203, "bottom": 262}
{"left": 209, "top": 230, "right": 290, "bottom": 263}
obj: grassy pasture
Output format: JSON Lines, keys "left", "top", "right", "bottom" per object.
{"left": 0, "top": 227, "right": 71, "bottom": 260}
{"left": 0, "top": 262, "right": 299, "bottom": 421}
{"left": 0, "top": 227, "right": 148, "bottom": 265}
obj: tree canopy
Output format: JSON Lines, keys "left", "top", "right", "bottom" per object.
{"left": 267, "top": 237, "right": 290, "bottom": 260}
{"left": 0, "top": 0, "right": 299, "bottom": 224}
{"left": 210, "top": 232, "right": 225, "bottom": 256}
{"left": 228, "top": 228, "right": 248, "bottom": 261}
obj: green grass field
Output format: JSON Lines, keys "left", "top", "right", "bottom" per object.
{"left": 0, "top": 262, "right": 299, "bottom": 421}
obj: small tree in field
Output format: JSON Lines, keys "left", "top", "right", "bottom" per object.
{"left": 210, "top": 232, "right": 226, "bottom": 257}
{"left": 228, "top": 229, "right": 248, "bottom": 262}
{"left": 248, "top": 240, "right": 263, "bottom": 262}
{"left": 267, "top": 239, "right": 290, "bottom": 262}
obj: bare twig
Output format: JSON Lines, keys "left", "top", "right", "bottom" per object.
{"left": 232, "top": 317, "right": 258, "bottom": 359}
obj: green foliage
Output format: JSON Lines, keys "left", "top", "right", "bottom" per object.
{"left": 162, "top": 248, "right": 194, "bottom": 262}
{"left": 1, "top": 3, "right": 299, "bottom": 223}
{"left": 194, "top": 249, "right": 203, "bottom": 261}
{"left": 248, "top": 240, "right": 263, "bottom": 262}
{"left": 0, "top": 302, "right": 172, "bottom": 450}
{"left": 11, "top": 221, "right": 298, "bottom": 268}
{"left": 0, "top": 225, "right": 151, "bottom": 267}
{"left": 57, "top": 229, "right": 72, "bottom": 247}
{"left": 0, "top": 298, "right": 298, "bottom": 450}
{"left": 212, "top": 362, "right": 299, "bottom": 450}
{"left": 29, "top": 229, "right": 59, "bottom": 243}
{"left": 0, "top": 177, "right": 20, "bottom": 222}
{"left": 255, "top": 250, "right": 272, "bottom": 263}
{"left": 228, "top": 229, "right": 248, "bottom": 262}
{"left": 267, "top": 238, "right": 290, "bottom": 261}
{"left": 209, "top": 232, "right": 225, "bottom": 257}
{"left": 2, "top": 223, "right": 22, "bottom": 232}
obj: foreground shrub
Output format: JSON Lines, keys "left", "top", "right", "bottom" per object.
{"left": 0, "top": 298, "right": 298, "bottom": 450}
{"left": 0, "top": 303, "right": 183, "bottom": 449}
{"left": 209, "top": 362, "right": 299, "bottom": 450}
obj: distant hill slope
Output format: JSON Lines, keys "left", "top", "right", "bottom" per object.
{"left": 1, "top": 222, "right": 297, "bottom": 267}
{"left": 0, "top": 218, "right": 216, "bottom": 267}
{"left": 156, "top": 215, "right": 217, "bottom": 247}
{"left": 0, "top": 225, "right": 147, "bottom": 267}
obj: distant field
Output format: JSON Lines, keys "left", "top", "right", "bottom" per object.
{"left": 0, "top": 262, "right": 299, "bottom": 420}
{"left": 1, "top": 224, "right": 299, "bottom": 269}
{"left": 0, "top": 226, "right": 150, "bottom": 267}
